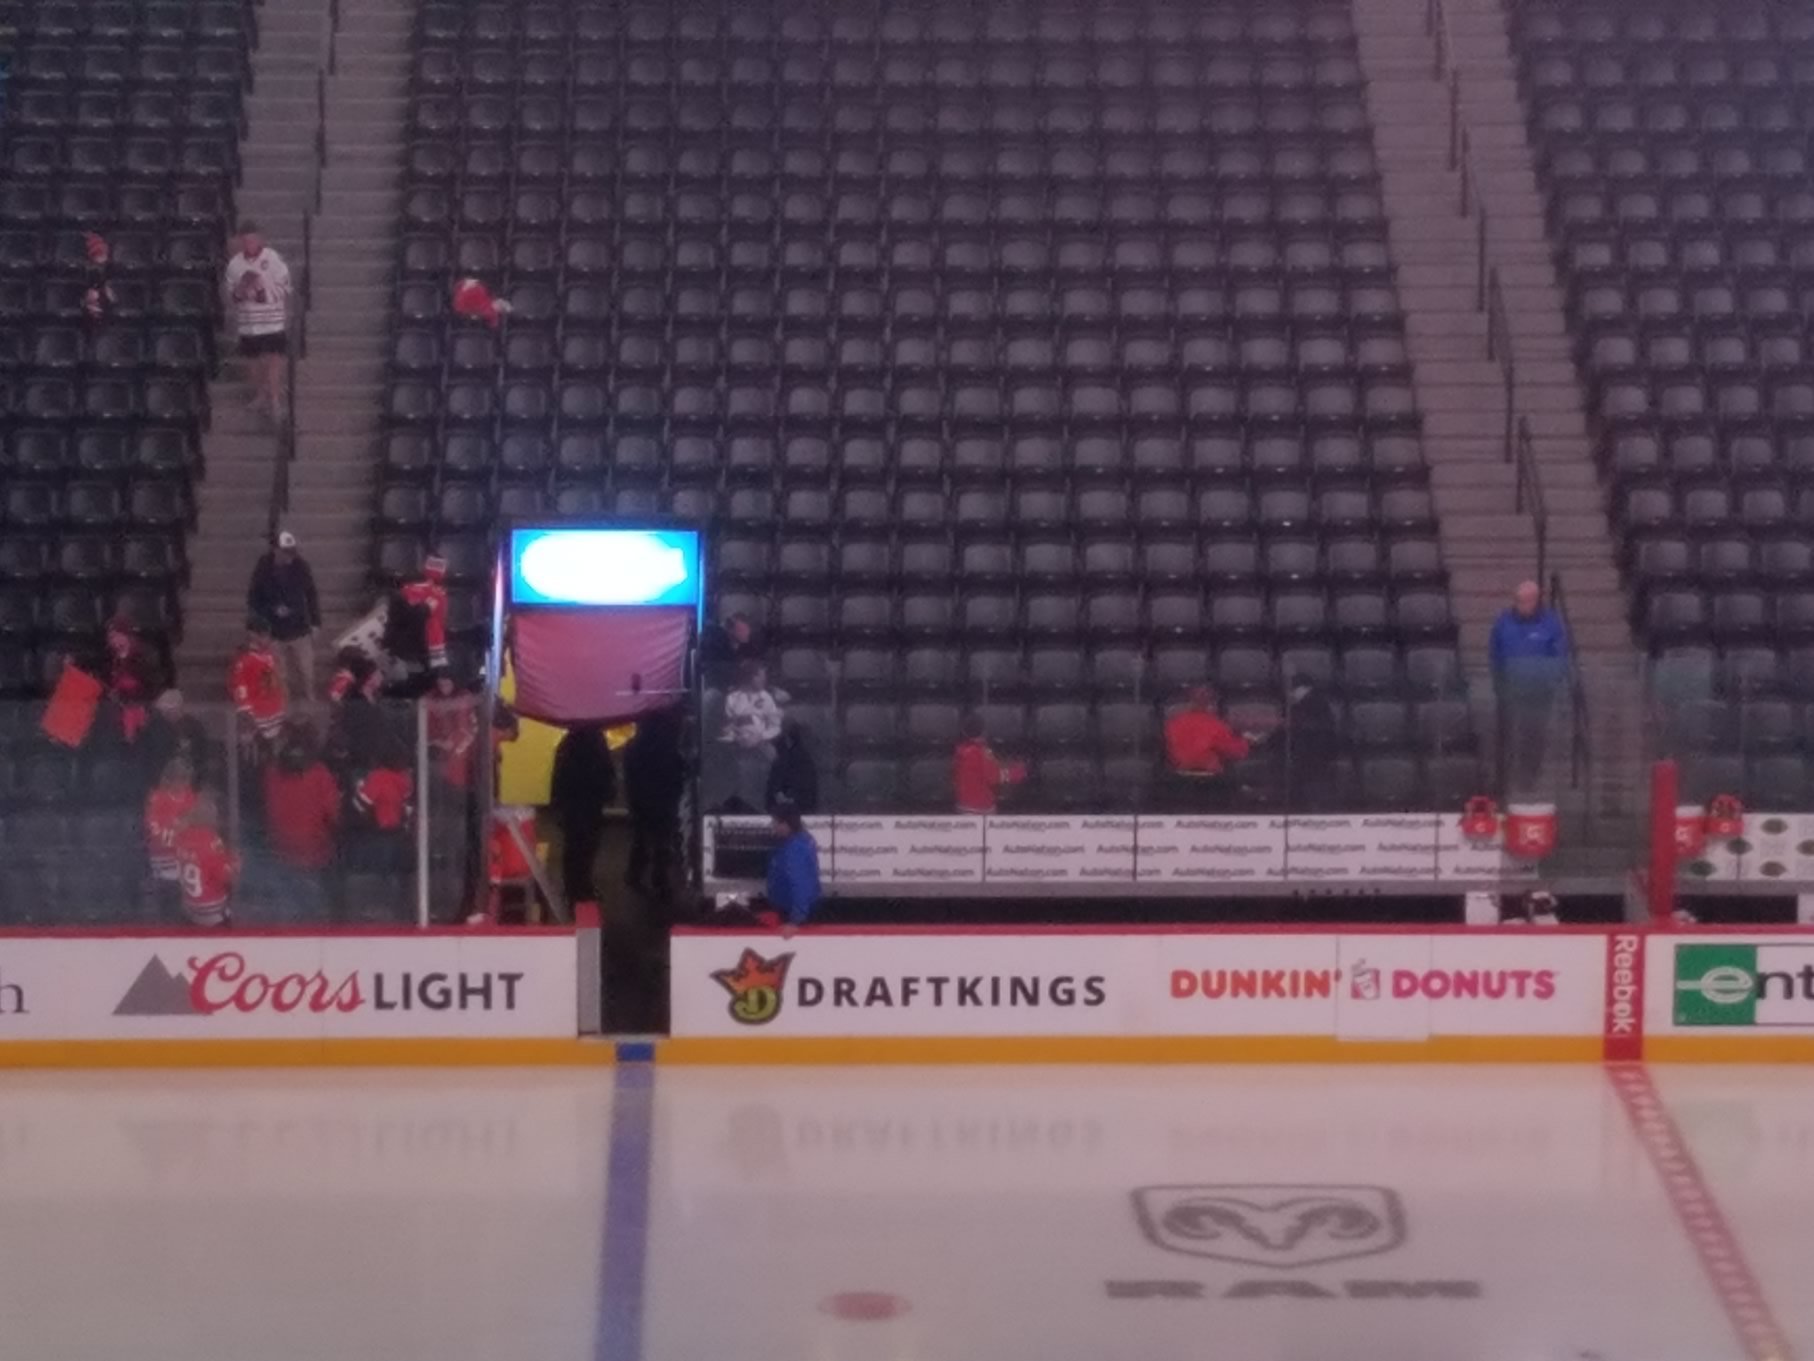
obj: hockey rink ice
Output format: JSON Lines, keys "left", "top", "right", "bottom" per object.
{"left": 0, "top": 1064, "right": 1809, "bottom": 1361}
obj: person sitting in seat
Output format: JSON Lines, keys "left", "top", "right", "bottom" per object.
{"left": 1162, "top": 686, "right": 1252, "bottom": 808}
{"left": 952, "top": 714, "right": 1026, "bottom": 814}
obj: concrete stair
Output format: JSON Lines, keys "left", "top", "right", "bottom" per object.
{"left": 175, "top": 0, "right": 410, "bottom": 696}
{"left": 1352, "top": 0, "right": 1647, "bottom": 847}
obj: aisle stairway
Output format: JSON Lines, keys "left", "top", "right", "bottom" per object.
{"left": 176, "top": 0, "right": 411, "bottom": 696}
{"left": 1351, "top": 0, "right": 1646, "bottom": 839}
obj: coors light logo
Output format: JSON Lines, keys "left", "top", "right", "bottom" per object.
{"left": 113, "top": 953, "right": 526, "bottom": 1017}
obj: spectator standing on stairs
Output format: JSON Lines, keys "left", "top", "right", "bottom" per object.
{"left": 1489, "top": 580, "right": 1571, "bottom": 797}
{"left": 247, "top": 530, "right": 322, "bottom": 702}
{"left": 223, "top": 220, "right": 292, "bottom": 422}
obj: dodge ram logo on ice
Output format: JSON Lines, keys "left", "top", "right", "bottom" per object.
{"left": 1132, "top": 1184, "right": 1406, "bottom": 1268}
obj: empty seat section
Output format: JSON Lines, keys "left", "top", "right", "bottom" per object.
{"left": 1517, "top": 0, "right": 1814, "bottom": 805}
{"left": 390, "top": 0, "right": 1470, "bottom": 812}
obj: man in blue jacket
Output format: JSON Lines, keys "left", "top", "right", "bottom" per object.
{"left": 1489, "top": 580, "right": 1570, "bottom": 795}
{"left": 764, "top": 804, "right": 822, "bottom": 935}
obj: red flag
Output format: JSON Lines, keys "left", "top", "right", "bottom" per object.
{"left": 42, "top": 664, "right": 103, "bottom": 748}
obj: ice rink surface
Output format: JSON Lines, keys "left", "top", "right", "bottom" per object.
{"left": 0, "top": 1062, "right": 1808, "bottom": 1361}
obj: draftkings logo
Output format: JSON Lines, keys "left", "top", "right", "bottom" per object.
{"left": 711, "top": 950, "right": 795, "bottom": 1026}
{"left": 1109, "top": 1185, "right": 1480, "bottom": 1302}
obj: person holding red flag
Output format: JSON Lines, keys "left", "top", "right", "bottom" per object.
{"left": 102, "top": 615, "right": 165, "bottom": 745}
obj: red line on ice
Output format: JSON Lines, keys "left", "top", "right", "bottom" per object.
{"left": 1608, "top": 1066, "right": 1795, "bottom": 1361}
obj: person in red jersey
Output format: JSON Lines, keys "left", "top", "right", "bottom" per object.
{"left": 1163, "top": 685, "right": 1253, "bottom": 810}
{"left": 261, "top": 724, "right": 343, "bottom": 919}
{"left": 429, "top": 691, "right": 480, "bottom": 792}
{"left": 102, "top": 614, "right": 165, "bottom": 744}
{"left": 228, "top": 615, "right": 287, "bottom": 753}
{"left": 353, "top": 763, "right": 414, "bottom": 832}
{"left": 263, "top": 725, "right": 340, "bottom": 873}
{"left": 173, "top": 793, "right": 238, "bottom": 927}
{"left": 347, "top": 737, "right": 415, "bottom": 886}
{"left": 952, "top": 714, "right": 1026, "bottom": 814}
{"left": 388, "top": 555, "right": 450, "bottom": 691}
{"left": 144, "top": 756, "right": 198, "bottom": 908}
{"left": 452, "top": 276, "right": 512, "bottom": 328}
{"left": 327, "top": 645, "right": 382, "bottom": 706}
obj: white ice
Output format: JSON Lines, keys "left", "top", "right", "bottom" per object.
{"left": 0, "top": 1064, "right": 1808, "bottom": 1361}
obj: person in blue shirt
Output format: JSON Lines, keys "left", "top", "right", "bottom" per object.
{"left": 763, "top": 804, "right": 822, "bottom": 935}
{"left": 1488, "top": 580, "right": 1570, "bottom": 796}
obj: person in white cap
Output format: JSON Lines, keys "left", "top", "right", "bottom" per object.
{"left": 247, "top": 529, "right": 321, "bottom": 702}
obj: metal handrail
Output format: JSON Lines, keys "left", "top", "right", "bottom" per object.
{"left": 313, "top": 71, "right": 327, "bottom": 214}
{"left": 1424, "top": 0, "right": 1453, "bottom": 82}
{"left": 328, "top": 0, "right": 341, "bottom": 74}
{"left": 1423, "top": 0, "right": 1563, "bottom": 758}
{"left": 1513, "top": 415, "right": 1549, "bottom": 592}
{"left": 1486, "top": 266, "right": 1515, "bottom": 456}
{"left": 300, "top": 210, "right": 313, "bottom": 359}
{"left": 266, "top": 340, "right": 297, "bottom": 540}
{"left": 1548, "top": 570, "right": 1592, "bottom": 789}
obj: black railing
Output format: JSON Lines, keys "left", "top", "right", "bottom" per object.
{"left": 1425, "top": 0, "right": 1592, "bottom": 796}
{"left": 1425, "top": 0, "right": 1452, "bottom": 82}
{"left": 1548, "top": 571, "right": 1592, "bottom": 790}
{"left": 313, "top": 70, "right": 327, "bottom": 214}
{"left": 300, "top": 210, "right": 313, "bottom": 359}
{"left": 266, "top": 0, "right": 338, "bottom": 549}
{"left": 1513, "top": 415, "right": 1549, "bottom": 592}
{"left": 1485, "top": 266, "right": 1515, "bottom": 459}
{"left": 266, "top": 341, "right": 297, "bottom": 540}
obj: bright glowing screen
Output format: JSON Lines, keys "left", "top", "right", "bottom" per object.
{"left": 508, "top": 527, "right": 702, "bottom": 609}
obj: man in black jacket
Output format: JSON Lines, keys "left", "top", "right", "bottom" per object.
{"left": 1281, "top": 674, "right": 1343, "bottom": 810}
{"left": 698, "top": 612, "right": 764, "bottom": 689}
{"left": 623, "top": 707, "right": 686, "bottom": 900}
{"left": 247, "top": 530, "right": 322, "bottom": 702}
{"left": 551, "top": 725, "right": 617, "bottom": 907}
{"left": 141, "top": 689, "right": 220, "bottom": 792}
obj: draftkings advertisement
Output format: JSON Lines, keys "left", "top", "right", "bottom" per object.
{"left": 670, "top": 931, "right": 1606, "bottom": 1041}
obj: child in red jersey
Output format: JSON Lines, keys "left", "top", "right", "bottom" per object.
{"left": 228, "top": 615, "right": 287, "bottom": 755}
{"left": 145, "top": 757, "right": 198, "bottom": 881}
{"left": 173, "top": 793, "right": 238, "bottom": 927}
{"left": 353, "top": 763, "right": 414, "bottom": 831}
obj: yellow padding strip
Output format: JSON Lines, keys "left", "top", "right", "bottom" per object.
{"left": 658, "top": 1034, "right": 1602, "bottom": 1065}
{"left": 0, "top": 1038, "right": 616, "bottom": 1069}
{"left": 1646, "top": 1035, "right": 1814, "bottom": 1063}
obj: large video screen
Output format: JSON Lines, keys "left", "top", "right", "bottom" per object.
{"left": 507, "top": 526, "right": 703, "bottom": 611}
